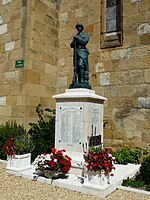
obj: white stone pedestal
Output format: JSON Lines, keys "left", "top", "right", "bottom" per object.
{"left": 83, "top": 171, "right": 110, "bottom": 188}
{"left": 53, "top": 89, "right": 106, "bottom": 166}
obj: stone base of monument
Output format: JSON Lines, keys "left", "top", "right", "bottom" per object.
{"left": 65, "top": 151, "right": 84, "bottom": 176}
{"left": 53, "top": 88, "right": 107, "bottom": 166}
{"left": 69, "top": 163, "right": 84, "bottom": 177}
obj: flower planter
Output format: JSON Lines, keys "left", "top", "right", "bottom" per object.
{"left": 6, "top": 153, "right": 32, "bottom": 172}
{"left": 83, "top": 171, "right": 110, "bottom": 188}
{"left": 43, "top": 170, "right": 56, "bottom": 179}
{"left": 33, "top": 148, "right": 71, "bottom": 180}
{"left": 43, "top": 170, "right": 67, "bottom": 179}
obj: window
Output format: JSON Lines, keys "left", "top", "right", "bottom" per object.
{"left": 100, "top": 0, "right": 123, "bottom": 48}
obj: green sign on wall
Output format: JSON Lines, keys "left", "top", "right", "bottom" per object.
{"left": 15, "top": 60, "right": 24, "bottom": 68}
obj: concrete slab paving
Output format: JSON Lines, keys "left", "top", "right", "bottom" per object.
{"left": 5, "top": 163, "right": 141, "bottom": 198}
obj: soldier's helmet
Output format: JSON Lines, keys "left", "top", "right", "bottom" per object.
{"left": 75, "top": 22, "right": 84, "bottom": 30}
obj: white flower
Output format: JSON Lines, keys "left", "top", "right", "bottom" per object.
{"left": 33, "top": 154, "right": 47, "bottom": 166}
{"left": 45, "top": 154, "right": 51, "bottom": 160}
{"left": 44, "top": 165, "right": 50, "bottom": 168}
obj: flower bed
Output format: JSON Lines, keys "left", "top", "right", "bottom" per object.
{"left": 33, "top": 148, "right": 72, "bottom": 179}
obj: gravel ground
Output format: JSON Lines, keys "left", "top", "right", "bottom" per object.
{"left": 0, "top": 163, "right": 150, "bottom": 200}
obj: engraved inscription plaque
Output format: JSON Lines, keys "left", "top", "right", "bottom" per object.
{"left": 60, "top": 107, "right": 82, "bottom": 145}
{"left": 91, "top": 107, "right": 100, "bottom": 136}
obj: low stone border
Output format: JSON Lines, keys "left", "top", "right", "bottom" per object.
{"left": 0, "top": 159, "right": 7, "bottom": 163}
{"left": 118, "top": 186, "right": 150, "bottom": 196}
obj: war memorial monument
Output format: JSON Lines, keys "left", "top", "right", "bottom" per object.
{"left": 53, "top": 23, "right": 106, "bottom": 166}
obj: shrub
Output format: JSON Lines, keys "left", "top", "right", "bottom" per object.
{"left": 112, "top": 147, "right": 143, "bottom": 164}
{"left": 0, "top": 121, "right": 24, "bottom": 160}
{"left": 145, "top": 184, "right": 150, "bottom": 192}
{"left": 15, "top": 134, "right": 34, "bottom": 155}
{"left": 140, "top": 156, "right": 150, "bottom": 185}
{"left": 3, "top": 133, "right": 34, "bottom": 156}
{"left": 122, "top": 177, "right": 144, "bottom": 188}
{"left": 29, "top": 104, "right": 55, "bottom": 160}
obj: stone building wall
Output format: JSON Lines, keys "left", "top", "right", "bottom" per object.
{"left": 0, "top": 0, "right": 60, "bottom": 128}
{"left": 59, "top": 0, "right": 150, "bottom": 149}
{"left": 0, "top": 0, "right": 26, "bottom": 125}
{"left": 23, "top": 0, "right": 60, "bottom": 127}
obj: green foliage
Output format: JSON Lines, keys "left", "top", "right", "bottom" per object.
{"left": 89, "top": 146, "right": 102, "bottom": 154}
{"left": 116, "top": 148, "right": 150, "bottom": 191}
{"left": 122, "top": 177, "right": 144, "bottom": 188}
{"left": 15, "top": 134, "right": 35, "bottom": 155}
{"left": 145, "top": 184, "right": 150, "bottom": 192}
{"left": 3, "top": 133, "right": 34, "bottom": 156}
{"left": 29, "top": 104, "right": 55, "bottom": 160}
{"left": 0, "top": 121, "right": 24, "bottom": 160}
{"left": 122, "top": 172, "right": 150, "bottom": 191}
{"left": 112, "top": 147, "right": 145, "bottom": 164}
{"left": 140, "top": 156, "right": 150, "bottom": 185}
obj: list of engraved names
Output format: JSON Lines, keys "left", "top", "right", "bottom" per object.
{"left": 60, "top": 107, "right": 82, "bottom": 145}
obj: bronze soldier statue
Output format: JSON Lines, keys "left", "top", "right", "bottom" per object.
{"left": 69, "top": 22, "right": 91, "bottom": 89}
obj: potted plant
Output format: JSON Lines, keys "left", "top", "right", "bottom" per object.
{"left": 3, "top": 133, "right": 34, "bottom": 172}
{"left": 33, "top": 147, "right": 72, "bottom": 179}
{"left": 83, "top": 146, "right": 115, "bottom": 187}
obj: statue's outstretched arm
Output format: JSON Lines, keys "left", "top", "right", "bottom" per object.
{"left": 74, "top": 35, "right": 89, "bottom": 46}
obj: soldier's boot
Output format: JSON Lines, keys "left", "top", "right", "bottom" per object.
{"left": 84, "top": 71, "right": 89, "bottom": 85}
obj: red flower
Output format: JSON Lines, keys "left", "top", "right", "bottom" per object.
{"left": 84, "top": 147, "right": 115, "bottom": 174}
{"left": 48, "top": 161, "right": 55, "bottom": 167}
{"left": 87, "top": 165, "right": 90, "bottom": 170}
{"left": 62, "top": 166, "right": 70, "bottom": 173}
{"left": 50, "top": 155, "right": 54, "bottom": 159}
{"left": 3, "top": 138, "right": 16, "bottom": 156}
{"left": 51, "top": 148, "right": 56, "bottom": 153}
{"left": 64, "top": 155, "right": 72, "bottom": 161}
{"left": 35, "top": 148, "right": 72, "bottom": 175}
{"left": 59, "top": 159, "right": 66, "bottom": 165}
{"left": 56, "top": 150, "right": 63, "bottom": 157}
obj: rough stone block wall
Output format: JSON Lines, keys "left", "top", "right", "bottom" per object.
{"left": 0, "top": 0, "right": 26, "bottom": 125}
{"left": 23, "top": 0, "right": 60, "bottom": 127}
{"left": 59, "top": 0, "right": 150, "bottom": 149}
{"left": 0, "top": 0, "right": 60, "bottom": 128}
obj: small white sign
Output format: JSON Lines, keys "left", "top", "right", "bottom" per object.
{"left": 0, "top": 96, "right": 6, "bottom": 107}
